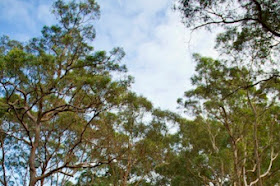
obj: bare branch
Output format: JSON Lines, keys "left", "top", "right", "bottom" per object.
{"left": 222, "top": 74, "right": 280, "bottom": 100}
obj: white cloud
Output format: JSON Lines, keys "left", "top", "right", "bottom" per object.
{"left": 37, "top": 4, "right": 55, "bottom": 26}
{"left": 124, "top": 0, "right": 169, "bottom": 15}
{"left": 0, "top": 0, "right": 37, "bottom": 31}
{"left": 0, "top": 0, "right": 55, "bottom": 41}
{"left": 0, "top": 0, "right": 218, "bottom": 112}
{"left": 127, "top": 10, "right": 192, "bottom": 110}
{"left": 94, "top": 0, "right": 218, "bottom": 111}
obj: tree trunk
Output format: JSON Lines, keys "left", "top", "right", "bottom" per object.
{"left": 232, "top": 141, "right": 242, "bottom": 186}
{"left": 0, "top": 139, "right": 7, "bottom": 186}
{"left": 248, "top": 92, "right": 262, "bottom": 186}
{"left": 253, "top": 117, "right": 262, "bottom": 186}
{"left": 122, "top": 142, "right": 133, "bottom": 186}
{"left": 29, "top": 125, "right": 40, "bottom": 186}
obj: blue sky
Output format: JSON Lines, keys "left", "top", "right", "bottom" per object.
{"left": 0, "top": 0, "right": 217, "bottom": 111}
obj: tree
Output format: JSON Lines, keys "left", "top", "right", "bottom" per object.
{"left": 177, "top": 0, "right": 280, "bottom": 58}
{"left": 0, "top": 0, "right": 132, "bottom": 185}
{"left": 72, "top": 94, "right": 182, "bottom": 186}
{"left": 176, "top": 54, "right": 280, "bottom": 185}
{"left": 175, "top": 2, "right": 280, "bottom": 184}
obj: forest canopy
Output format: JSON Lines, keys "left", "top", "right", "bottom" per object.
{"left": 0, "top": 0, "right": 280, "bottom": 185}
{"left": 175, "top": 0, "right": 280, "bottom": 185}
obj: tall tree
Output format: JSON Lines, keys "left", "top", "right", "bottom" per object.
{"left": 176, "top": 54, "right": 280, "bottom": 185}
{"left": 71, "top": 94, "right": 181, "bottom": 186}
{"left": 175, "top": 1, "right": 280, "bottom": 185}
{"left": 0, "top": 0, "right": 132, "bottom": 185}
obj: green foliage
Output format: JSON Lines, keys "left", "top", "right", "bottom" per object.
{"left": 0, "top": 1, "right": 183, "bottom": 185}
{"left": 2, "top": 0, "right": 280, "bottom": 185}
{"left": 0, "top": 0, "right": 136, "bottom": 185}
{"left": 177, "top": 0, "right": 280, "bottom": 65}
{"left": 175, "top": 2, "right": 280, "bottom": 183}
{"left": 175, "top": 53, "right": 280, "bottom": 185}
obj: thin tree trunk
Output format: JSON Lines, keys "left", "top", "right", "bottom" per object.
{"left": 29, "top": 125, "right": 41, "bottom": 186}
{"left": 232, "top": 141, "right": 242, "bottom": 186}
{"left": 220, "top": 106, "right": 242, "bottom": 186}
{"left": 253, "top": 116, "right": 262, "bottom": 186}
{"left": 247, "top": 91, "right": 262, "bottom": 186}
{"left": 0, "top": 139, "right": 7, "bottom": 186}
{"left": 122, "top": 142, "right": 133, "bottom": 186}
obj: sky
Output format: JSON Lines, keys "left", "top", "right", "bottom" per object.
{"left": 0, "top": 0, "right": 217, "bottom": 112}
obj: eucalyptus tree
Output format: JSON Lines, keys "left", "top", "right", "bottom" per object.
{"left": 177, "top": 0, "right": 280, "bottom": 56}
{"left": 177, "top": 0, "right": 280, "bottom": 86}
{"left": 176, "top": 54, "right": 280, "bottom": 185}
{"left": 71, "top": 93, "right": 181, "bottom": 186}
{"left": 174, "top": 1, "right": 280, "bottom": 185}
{"left": 0, "top": 0, "right": 132, "bottom": 185}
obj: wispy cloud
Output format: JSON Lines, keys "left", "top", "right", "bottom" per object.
{"left": 0, "top": 0, "right": 217, "bottom": 111}
{"left": 37, "top": 4, "right": 55, "bottom": 26}
{"left": 94, "top": 0, "right": 218, "bottom": 111}
{"left": 0, "top": 0, "right": 54, "bottom": 41}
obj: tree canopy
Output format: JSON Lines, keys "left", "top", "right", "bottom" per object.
{"left": 0, "top": 0, "right": 189, "bottom": 185}
{"left": 173, "top": 0, "right": 280, "bottom": 185}
{"left": 177, "top": 0, "right": 280, "bottom": 65}
{"left": 1, "top": 0, "right": 280, "bottom": 185}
